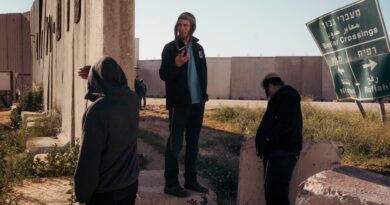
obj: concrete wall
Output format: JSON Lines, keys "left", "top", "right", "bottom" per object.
{"left": 137, "top": 57, "right": 233, "bottom": 99}
{"left": 0, "top": 13, "right": 32, "bottom": 97}
{"left": 231, "top": 57, "right": 275, "bottom": 100}
{"left": 322, "top": 60, "right": 337, "bottom": 101}
{"left": 207, "top": 58, "right": 231, "bottom": 99}
{"left": 30, "top": 0, "right": 135, "bottom": 144}
{"left": 275, "top": 57, "right": 323, "bottom": 100}
{"left": 137, "top": 60, "right": 165, "bottom": 97}
{"left": 137, "top": 56, "right": 336, "bottom": 101}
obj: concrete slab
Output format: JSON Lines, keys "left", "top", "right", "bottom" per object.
{"left": 237, "top": 138, "right": 343, "bottom": 205}
{"left": 26, "top": 136, "right": 68, "bottom": 156}
{"left": 296, "top": 167, "right": 390, "bottom": 205}
{"left": 137, "top": 170, "right": 217, "bottom": 205}
{"left": 21, "top": 111, "right": 46, "bottom": 123}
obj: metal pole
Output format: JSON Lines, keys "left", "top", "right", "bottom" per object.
{"left": 379, "top": 98, "right": 387, "bottom": 123}
{"left": 356, "top": 101, "right": 367, "bottom": 119}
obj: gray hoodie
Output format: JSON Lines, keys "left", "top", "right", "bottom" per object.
{"left": 74, "top": 56, "right": 140, "bottom": 203}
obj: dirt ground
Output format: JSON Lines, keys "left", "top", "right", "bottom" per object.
{"left": 138, "top": 105, "right": 242, "bottom": 169}
{"left": 0, "top": 110, "right": 11, "bottom": 127}
{"left": 9, "top": 105, "right": 236, "bottom": 204}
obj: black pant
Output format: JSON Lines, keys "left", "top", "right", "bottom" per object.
{"left": 140, "top": 95, "right": 146, "bottom": 108}
{"left": 263, "top": 152, "right": 298, "bottom": 205}
{"left": 164, "top": 103, "right": 205, "bottom": 187}
{"left": 87, "top": 180, "right": 138, "bottom": 205}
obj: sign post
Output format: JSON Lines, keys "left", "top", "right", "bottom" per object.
{"left": 307, "top": 0, "right": 390, "bottom": 121}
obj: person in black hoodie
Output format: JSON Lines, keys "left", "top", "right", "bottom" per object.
{"left": 74, "top": 56, "right": 139, "bottom": 205}
{"left": 255, "top": 73, "right": 302, "bottom": 205}
{"left": 159, "top": 12, "right": 208, "bottom": 197}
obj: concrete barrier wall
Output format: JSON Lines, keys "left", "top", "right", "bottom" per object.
{"left": 275, "top": 57, "right": 302, "bottom": 94}
{"left": 300, "top": 57, "right": 323, "bottom": 100}
{"left": 137, "top": 60, "right": 165, "bottom": 97}
{"left": 0, "top": 13, "right": 32, "bottom": 96}
{"left": 322, "top": 60, "right": 337, "bottom": 101}
{"left": 230, "top": 57, "right": 276, "bottom": 100}
{"left": 137, "top": 58, "right": 232, "bottom": 99}
{"left": 207, "top": 58, "right": 232, "bottom": 99}
{"left": 138, "top": 57, "right": 337, "bottom": 101}
{"left": 30, "top": 0, "right": 135, "bottom": 144}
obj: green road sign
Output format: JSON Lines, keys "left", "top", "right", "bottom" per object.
{"left": 307, "top": 0, "right": 390, "bottom": 100}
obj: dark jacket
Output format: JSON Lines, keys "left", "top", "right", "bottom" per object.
{"left": 159, "top": 37, "right": 208, "bottom": 109}
{"left": 74, "top": 56, "right": 140, "bottom": 203}
{"left": 255, "top": 85, "right": 302, "bottom": 157}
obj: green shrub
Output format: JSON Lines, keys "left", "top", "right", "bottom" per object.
{"left": 211, "top": 104, "right": 390, "bottom": 174}
{"left": 19, "top": 88, "right": 43, "bottom": 112}
{"left": 211, "top": 107, "right": 264, "bottom": 135}
{"left": 10, "top": 88, "right": 43, "bottom": 129}
{"left": 201, "top": 133, "right": 243, "bottom": 156}
{"left": 198, "top": 154, "right": 239, "bottom": 203}
{"left": 33, "top": 144, "right": 80, "bottom": 177}
{"left": 10, "top": 106, "right": 22, "bottom": 129}
{"left": 27, "top": 113, "right": 61, "bottom": 137}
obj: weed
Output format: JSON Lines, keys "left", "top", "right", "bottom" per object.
{"left": 197, "top": 153, "right": 239, "bottom": 203}
{"left": 33, "top": 144, "right": 80, "bottom": 177}
{"left": 10, "top": 88, "right": 43, "bottom": 129}
{"left": 26, "top": 112, "right": 61, "bottom": 137}
{"left": 211, "top": 104, "right": 390, "bottom": 175}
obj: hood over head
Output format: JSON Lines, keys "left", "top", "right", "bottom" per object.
{"left": 85, "top": 56, "right": 129, "bottom": 102}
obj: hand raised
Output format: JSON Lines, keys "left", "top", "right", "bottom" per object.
{"left": 78, "top": 65, "right": 91, "bottom": 79}
{"left": 175, "top": 51, "right": 190, "bottom": 67}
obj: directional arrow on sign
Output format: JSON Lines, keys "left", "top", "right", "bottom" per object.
{"left": 362, "top": 59, "right": 377, "bottom": 71}
{"left": 338, "top": 67, "right": 345, "bottom": 75}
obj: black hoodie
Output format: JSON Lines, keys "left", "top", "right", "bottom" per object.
{"left": 74, "top": 56, "right": 140, "bottom": 203}
{"left": 255, "top": 85, "right": 303, "bottom": 157}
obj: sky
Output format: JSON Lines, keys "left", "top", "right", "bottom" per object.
{"left": 1, "top": 0, "right": 390, "bottom": 60}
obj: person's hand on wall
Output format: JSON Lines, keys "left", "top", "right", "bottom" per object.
{"left": 78, "top": 65, "right": 91, "bottom": 79}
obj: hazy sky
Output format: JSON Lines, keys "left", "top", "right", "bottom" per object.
{"left": 2, "top": 0, "right": 390, "bottom": 59}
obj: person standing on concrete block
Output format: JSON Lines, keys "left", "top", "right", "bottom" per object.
{"left": 74, "top": 56, "right": 140, "bottom": 205}
{"left": 159, "top": 12, "right": 209, "bottom": 197}
{"left": 256, "top": 73, "right": 303, "bottom": 205}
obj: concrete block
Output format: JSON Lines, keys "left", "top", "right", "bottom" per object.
{"left": 137, "top": 170, "right": 217, "bottom": 205}
{"left": 26, "top": 121, "right": 42, "bottom": 128}
{"left": 26, "top": 137, "right": 61, "bottom": 155}
{"left": 237, "top": 138, "right": 343, "bottom": 205}
{"left": 296, "top": 167, "right": 390, "bottom": 205}
{"left": 21, "top": 111, "right": 46, "bottom": 123}
{"left": 26, "top": 132, "right": 70, "bottom": 156}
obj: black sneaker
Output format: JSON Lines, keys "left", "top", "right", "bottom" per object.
{"left": 164, "top": 185, "right": 191, "bottom": 197}
{"left": 184, "top": 181, "right": 209, "bottom": 193}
